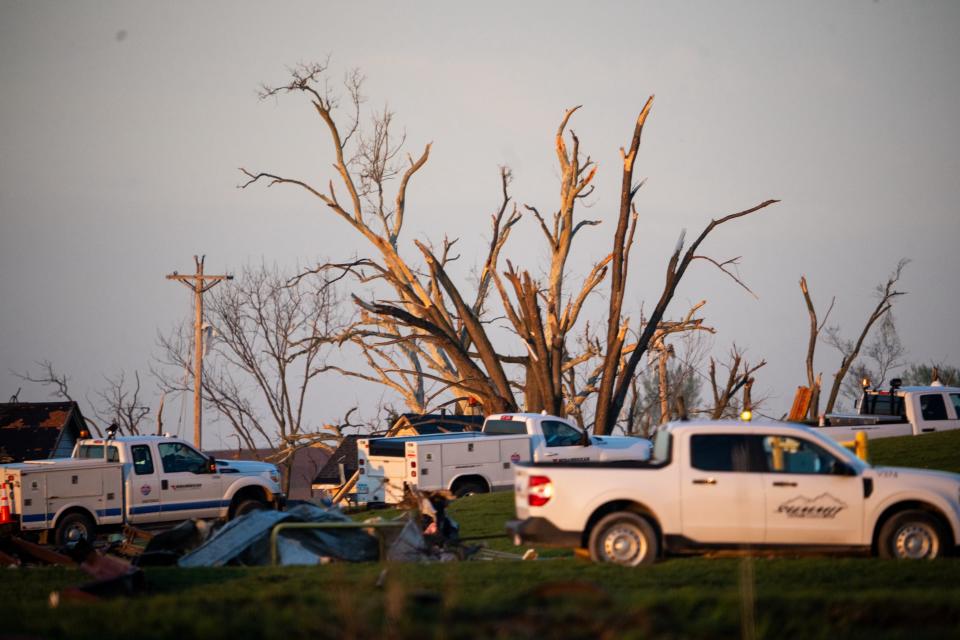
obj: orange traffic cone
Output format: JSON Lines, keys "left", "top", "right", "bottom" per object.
{"left": 0, "top": 483, "right": 14, "bottom": 525}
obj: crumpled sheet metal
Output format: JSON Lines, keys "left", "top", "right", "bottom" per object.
{"left": 178, "top": 503, "right": 379, "bottom": 567}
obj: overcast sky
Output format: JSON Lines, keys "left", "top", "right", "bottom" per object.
{"left": 2, "top": 1, "right": 958, "bottom": 446}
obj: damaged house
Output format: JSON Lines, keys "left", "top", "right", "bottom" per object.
{"left": 0, "top": 401, "right": 87, "bottom": 463}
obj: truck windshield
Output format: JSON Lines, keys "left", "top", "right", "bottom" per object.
{"left": 76, "top": 444, "right": 120, "bottom": 462}
{"left": 483, "top": 419, "right": 526, "bottom": 435}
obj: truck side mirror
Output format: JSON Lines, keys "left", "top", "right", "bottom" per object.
{"left": 207, "top": 457, "right": 218, "bottom": 474}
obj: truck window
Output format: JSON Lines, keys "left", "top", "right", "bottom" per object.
{"left": 690, "top": 435, "right": 759, "bottom": 472}
{"left": 131, "top": 445, "right": 154, "bottom": 475}
{"left": 541, "top": 420, "right": 583, "bottom": 447}
{"left": 762, "top": 436, "right": 840, "bottom": 475}
{"left": 76, "top": 444, "right": 120, "bottom": 462}
{"left": 950, "top": 394, "right": 960, "bottom": 420}
{"left": 919, "top": 394, "right": 948, "bottom": 421}
{"left": 158, "top": 442, "right": 207, "bottom": 473}
{"left": 860, "top": 393, "right": 904, "bottom": 418}
{"left": 483, "top": 419, "right": 526, "bottom": 435}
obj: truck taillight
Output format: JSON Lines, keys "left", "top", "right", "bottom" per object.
{"left": 528, "top": 475, "right": 553, "bottom": 507}
{"left": 410, "top": 461, "right": 416, "bottom": 468}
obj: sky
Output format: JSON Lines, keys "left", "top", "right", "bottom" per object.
{"left": 1, "top": 1, "right": 959, "bottom": 447}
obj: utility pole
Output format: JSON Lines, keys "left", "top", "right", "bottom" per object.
{"left": 166, "top": 256, "right": 232, "bottom": 448}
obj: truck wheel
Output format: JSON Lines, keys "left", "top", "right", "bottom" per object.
{"left": 589, "top": 512, "right": 658, "bottom": 566}
{"left": 878, "top": 510, "right": 945, "bottom": 560}
{"left": 453, "top": 481, "right": 487, "bottom": 498}
{"left": 233, "top": 498, "right": 268, "bottom": 518}
{"left": 54, "top": 511, "right": 96, "bottom": 547}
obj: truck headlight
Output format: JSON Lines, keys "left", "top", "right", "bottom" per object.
{"left": 269, "top": 470, "right": 279, "bottom": 484}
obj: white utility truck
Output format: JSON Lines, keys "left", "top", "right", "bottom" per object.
{"left": 356, "top": 412, "right": 652, "bottom": 504}
{"left": 508, "top": 419, "right": 960, "bottom": 565}
{"left": 815, "top": 381, "right": 960, "bottom": 442}
{"left": 0, "top": 434, "right": 284, "bottom": 545}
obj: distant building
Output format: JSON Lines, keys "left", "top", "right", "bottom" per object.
{"left": 206, "top": 445, "right": 330, "bottom": 501}
{"left": 0, "top": 401, "right": 87, "bottom": 463}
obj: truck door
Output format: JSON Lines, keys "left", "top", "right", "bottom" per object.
{"left": 156, "top": 441, "right": 223, "bottom": 520}
{"left": 761, "top": 434, "right": 863, "bottom": 545}
{"left": 911, "top": 393, "right": 956, "bottom": 434}
{"left": 534, "top": 420, "right": 591, "bottom": 463}
{"left": 127, "top": 443, "right": 164, "bottom": 523}
{"left": 679, "top": 433, "right": 766, "bottom": 544}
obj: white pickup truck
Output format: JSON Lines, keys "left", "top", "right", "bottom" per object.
{"left": 0, "top": 434, "right": 284, "bottom": 545}
{"left": 508, "top": 419, "right": 960, "bottom": 565}
{"left": 814, "top": 383, "right": 960, "bottom": 442}
{"left": 356, "top": 412, "right": 652, "bottom": 504}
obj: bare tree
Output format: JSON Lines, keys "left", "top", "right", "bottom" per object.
{"left": 583, "top": 97, "right": 776, "bottom": 434}
{"left": 707, "top": 345, "right": 767, "bottom": 419}
{"left": 157, "top": 263, "right": 347, "bottom": 494}
{"left": 799, "top": 276, "right": 834, "bottom": 419}
{"left": 240, "top": 63, "right": 778, "bottom": 431}
{"left": 838, "top": 313, "right": 906, "bottom": 405}
{"left": 13, "top": 360, "right": 102, "bottom": 436}
{"left": 823, "top": 259, "right": 908, "bottom": 414}
{"left": 242, "top": 63, "right": 521, "bottom": 415}
{"left": 93, "top": 370, "right": 151, "bottom": 435}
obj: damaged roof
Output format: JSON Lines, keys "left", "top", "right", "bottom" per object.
{"left": 0, "top": 401, "right": 86, "bottom": 463}
{"left": 395, "top": 413, "right": 485, "bottom": 434}
{"left": 311, "top": 435, "right": 361, "bottom": 486}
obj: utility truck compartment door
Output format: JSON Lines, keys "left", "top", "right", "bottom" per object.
{"left": 46, "top": 469, "right": 103, "bottom": 498}
{"left": 442, "top": 439, "right": 501, "bottom": 466}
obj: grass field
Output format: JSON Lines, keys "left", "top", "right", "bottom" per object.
{"left": 4, "top": 429, "right": 959, "bottom": 639}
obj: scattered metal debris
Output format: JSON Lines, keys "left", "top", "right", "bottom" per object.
{"left": 180, "top": 503, "right": 381, "bottom": 567}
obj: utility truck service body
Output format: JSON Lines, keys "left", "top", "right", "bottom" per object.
{"left": 815, "top": 383, "right": 960, "bottom": 442}
{"left": 356, "top": 413, "right": 652, "bottom": 504}
{"left": 509, "top": 420, "right": 960, "bottom": 565}
{"left": 0, "top": 435, "right": 283, "bottom": 545}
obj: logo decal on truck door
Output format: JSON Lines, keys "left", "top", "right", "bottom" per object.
{"left": 776, "top": 493, "right": 847, "bottom": 519}
{"left": 140, "top": 485, "right": 152, "bottom": 496}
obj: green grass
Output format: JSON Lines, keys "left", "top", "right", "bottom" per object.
{"left": 869, "top": 428, "right": 960, "bottom": 473}
{"left": 4, "top": 559, "right": 960, "bottom": 639}
{"left": 4, "top": 429, "right": 959, "bottom": 639}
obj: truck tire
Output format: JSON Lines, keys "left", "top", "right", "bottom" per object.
{"left": 878, "top": 510, "right": 946, "bottom": 560}
{"left": 588, "top": 512, "right": 658, "bottom": 566}
{"left": 54, "top": 511, "right": 96, "bottom": 547}
{"left": 452, "top": 480, "right": 488, "bottom": 498}
{"left": 233, "top": 498, "right": 268, "bottom": 518}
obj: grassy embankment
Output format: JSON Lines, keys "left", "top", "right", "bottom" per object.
{"left": 3, "top": 429, "right": 959, "bottom": 639}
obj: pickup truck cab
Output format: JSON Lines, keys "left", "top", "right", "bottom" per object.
{"left": 816, "top": 383, "right": 960, "bottom": 442}
{"left": 508, "top": 419, "right": 960, "bottom": 565}
{"left": 0, "top": 434, "right": 283, "bottom": 545}
{"left": 356, "top": 412, "right": 652, "bottom": 504}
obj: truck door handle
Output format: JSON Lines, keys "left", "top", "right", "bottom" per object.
{"left": 692, "top": 478, "right": 716, "bottom": 485}
{"left": 772, "top": 481, "right": 797, "bottom": 487}
{"left": 161, "top": 480, "right": 168, "bottom": 490}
